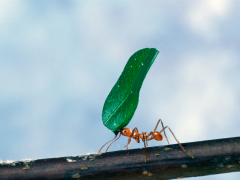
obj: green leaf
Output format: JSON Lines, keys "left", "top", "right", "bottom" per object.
{"left": 102, "top": 48, "right": 159, "bottom": 135}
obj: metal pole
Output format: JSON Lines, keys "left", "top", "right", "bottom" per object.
{"left": 1, "top": 137, "right": 240, "bottom": 180}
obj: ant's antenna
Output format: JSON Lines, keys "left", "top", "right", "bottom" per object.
{"left": 98, "top": 134, "right": 118, "bottom": 154}
{"left": 105, "top": 133, "right": 121, "bottom": 152}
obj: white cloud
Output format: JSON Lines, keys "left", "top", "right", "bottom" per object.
{"left": 0, "top": 0, "right": 24, "bottom": 22}
{"left": 186, "top": 0, "right": 232, "bottom": 40}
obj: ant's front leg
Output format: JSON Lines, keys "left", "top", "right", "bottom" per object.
{"left": 132, "top": 127, "right": 140, "bottom": 143}
{"left": 125, "top": 127, "right": 140, "bottom": 149}
{"left": 126, "top": 136, "right": 132, "bottom": 149}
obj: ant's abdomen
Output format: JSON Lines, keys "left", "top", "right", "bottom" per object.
{"left": 152, "top": 131, "right": 163, "bottom": 141}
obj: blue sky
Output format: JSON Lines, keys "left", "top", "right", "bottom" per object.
{"left": 0, "top": 1, "right": 240, "bottom": 179}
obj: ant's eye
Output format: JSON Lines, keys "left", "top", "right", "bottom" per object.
{"left": 124, "top": 130, "right": 126, "bottom": 133}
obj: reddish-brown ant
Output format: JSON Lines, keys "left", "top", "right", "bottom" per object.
{"left": 98, "top": 119, "right": 194, "bottom": 162}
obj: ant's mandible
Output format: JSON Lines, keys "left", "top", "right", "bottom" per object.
{"left": 98, "top": 119, "right": 194, "bottom": 162}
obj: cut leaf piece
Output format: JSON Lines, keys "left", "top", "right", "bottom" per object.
{"left": 102, "top": 48, "right": 159, "bottom": 135}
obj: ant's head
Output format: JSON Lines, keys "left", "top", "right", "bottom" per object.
{"left": 120, "top": 128, "right": 132, "bottom": 137}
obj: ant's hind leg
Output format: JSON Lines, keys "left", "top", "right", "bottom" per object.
{"left": 160, "top": 126, "right": 194, "bottom": 159}
{"left": 160, "top": 120, "right": 170, "bottom": 145}
{"left": 154, "top": 119, "right": 161, "bottom": 131}
{"left": 154, "top": 119, "right": 170, "bottom": 145}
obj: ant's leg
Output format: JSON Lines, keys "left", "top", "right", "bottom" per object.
{"left": 154, "top": 119, "right": 161, "bottom": 131}
{"left": 126, "top": 127, "right": 139, "bottom": 149}
{"left": 105, "top": 133, "right": 121, "bottom": 152}
{"left": 133, "top": 127, "right": 140, "bottom": 143}
{"left": 133, "top": 127, "right": 139, "bottom": 134}
{"left": 142, "top": 133, "right": 149, "bottom": 147}
{"left": 126, "top": 136, "right": 132, "bottom": 149}
{"left": 144, "top": 140, "right": 148, "bottom": 163}
{"left": 146, "top": 132, "right": 154, "bottom": 141}
{"left": 126, "top": 128, "right": 135, "bottom": 149}
{"left": 98, "top": 135, "right": 118, "bottom": 153}
{"left": 154, "top": 119, "right": 170, "bottom": 145}
{"left": 160, "top": 126, "right": 194, "bottom": 159}
{"left": 160, "top": 120, "right": 170, "bottom": 145}
{"left": 142, "top": 133, "right": 148, "bottom": 163}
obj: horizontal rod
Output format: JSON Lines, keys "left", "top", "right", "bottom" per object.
{"left": 1, "top": 137, "right": 240, "bottom": 180}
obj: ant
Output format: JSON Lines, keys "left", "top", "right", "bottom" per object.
{"left": 98, "top": 119, "right": 194, "bottom": 162}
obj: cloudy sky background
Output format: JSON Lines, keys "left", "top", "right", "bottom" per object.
{"left": 0, "top": 0, "right": 240, "bottom": 179}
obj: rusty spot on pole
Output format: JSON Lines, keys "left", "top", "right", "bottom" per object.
{"left": 148, "top": 173, "right": 153, "bottom": 176}
{"left": 81, "top": 166, "right": 88, "bottom": 170}
{"left": 22, "top": 167, "right": 30, "bottom": 170}
{"left": 181, "top": 164, "right": 187, "bottom": 168}
{"left": 143, "top": 171, "right": 148, "bottom": 175}
{"left": 227, "top": 165, "right": 235, "bottom": 168}
{"left": 72, "top": 174, "right": 81, "bottom": 178}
